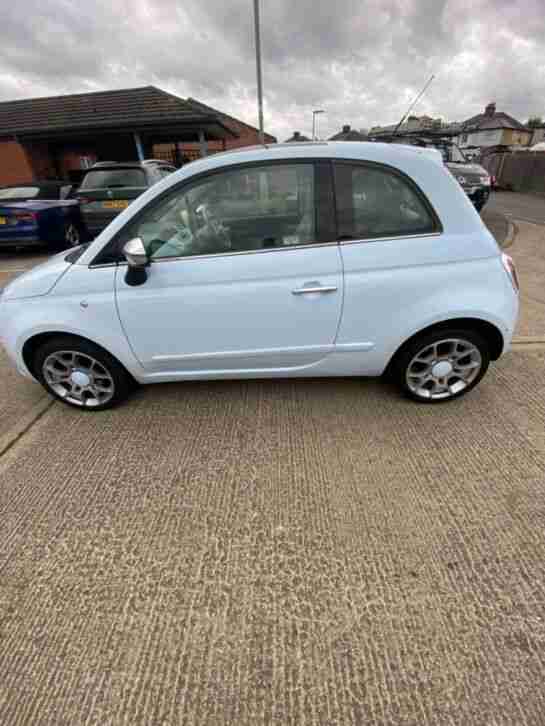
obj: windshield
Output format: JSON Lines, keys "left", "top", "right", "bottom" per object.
{"left": 80, "top": 169, "right": 146, "bottom": 190}
{"left": 0, "top": 186, "right": 40, "bottom": 199}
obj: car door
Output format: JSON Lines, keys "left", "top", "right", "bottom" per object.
{"left": 114, "top": 160, "right": 343, "bottom": 374}
{"left": 332, "top": 160, "right": 448, "bottom": 372}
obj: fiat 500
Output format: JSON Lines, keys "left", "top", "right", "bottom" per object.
{"left": 0, "top": 142, "right": 519, "bottom": 410}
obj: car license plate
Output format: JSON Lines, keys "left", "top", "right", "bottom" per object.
{"left": 0, "top": 217, "right": 6, "bottom": 225}
{"left": 103, "top": 200, "right": 129, "bottom": 210}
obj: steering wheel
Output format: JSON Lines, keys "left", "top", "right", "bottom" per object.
{"left": 193, "top": 202, "right": 231, "bottom": 251}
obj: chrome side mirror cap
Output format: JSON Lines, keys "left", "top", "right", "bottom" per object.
{"left": 123, "top": 237, "right": 148, "bottom": 267}
{"left": 123, "top": 238, "right": 148, "bottom": 287}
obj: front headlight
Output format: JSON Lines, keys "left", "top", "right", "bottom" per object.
{"left": 480, "top": 175, "right": 491, "bottom": 186}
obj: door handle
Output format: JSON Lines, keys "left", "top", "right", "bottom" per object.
{"left": 292, "top": 285, "right": 338, "bottom": 295}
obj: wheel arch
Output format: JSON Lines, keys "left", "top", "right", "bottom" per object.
{"left": 22, "top": 331, "right": 137, "bottom": 384}
{"left": 384, "top": 317, "right": 504, "bottom": 377}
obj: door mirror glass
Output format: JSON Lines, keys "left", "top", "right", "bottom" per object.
{"left": 123, "top": 237, "right": 148, "bottom": 267}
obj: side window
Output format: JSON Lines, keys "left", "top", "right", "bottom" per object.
{"left": 121, "top": 163, "right": 316, "bottom": 260}
{"left": 334, "top": 163, "right": 436, "bottom": 241}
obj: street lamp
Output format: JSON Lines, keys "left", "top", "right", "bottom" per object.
{"left": 312, "top": 109, "right": 325, "bottom": 140}
{"left": 253, "top": 0, "right": 264, "bottom": 144}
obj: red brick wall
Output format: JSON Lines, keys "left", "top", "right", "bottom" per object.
{"left": 25, "top": 143, "right": 57, "bottom": 179}
{"left": 154, "top": 117, "right": 275, "bottom": 163}
{"left": 57, "top": 149, "right": 97, "bottom": 178}
{"left": 0, "top": 139, "right": 35, "bottom": 185}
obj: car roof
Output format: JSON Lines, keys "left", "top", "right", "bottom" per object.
{"left": 88, "top": 160, "right": 172, "bottom": 170}
{"left": 0, "top": 180, "right": 67, "bottom": 188}
{"left": 176, "top": 140, "right": 446, "bottom": 177}
{"left": 89, "top": 161, "right": 144, "bottom": 169}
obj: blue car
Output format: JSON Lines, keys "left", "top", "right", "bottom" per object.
{"left": 0, "top": 181, "right": 87, "bottom": 252}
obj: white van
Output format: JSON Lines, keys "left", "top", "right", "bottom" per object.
{"left": 0, "top": 142, "right": 519, "bottom": 410}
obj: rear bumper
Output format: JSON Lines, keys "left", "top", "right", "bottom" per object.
{"left": 0, "top": 235, "right": 42, "bottom": 247}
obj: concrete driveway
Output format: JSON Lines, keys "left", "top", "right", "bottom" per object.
{"left": 1, "top": 353, "right": 545, "bottom": 725}
{"left": 484, "top": 191, "right": 545, "bottom": 338}
{"left": 1, "top": 206, "right": 545, "bottom": 724}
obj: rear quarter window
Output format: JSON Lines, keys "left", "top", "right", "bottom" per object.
{"left": 334, "top": 162, "right": 438, "bottom": 240}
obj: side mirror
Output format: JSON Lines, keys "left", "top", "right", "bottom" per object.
{"left": 123, "top": 237, "right": 148, "bottom": 286}
{"left": 123, "top": 237, "right": 148, "bottom": 267}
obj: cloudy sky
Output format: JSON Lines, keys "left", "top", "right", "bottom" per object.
{"left": 2, "top": 0, "right": 545, "bottom": 140}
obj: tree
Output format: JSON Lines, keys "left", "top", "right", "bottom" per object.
{"left": 526, "top": 116, "right": 543, "bottom": 128}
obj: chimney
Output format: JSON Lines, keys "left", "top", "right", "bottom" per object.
{"left": 485, "top": 102, "right": 496, "bottom": 118}
{"left": 342, "top": 124, "right": 351, "bottom": 133}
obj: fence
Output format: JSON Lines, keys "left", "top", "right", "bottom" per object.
{"left": 482, "top": 151, "right": 545, "bottom": 193}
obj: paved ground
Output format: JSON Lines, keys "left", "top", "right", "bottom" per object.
{"left": 483, "top": 191, "right": 545, "bottom": 338}
{"left": 486, "top": 191, "right": 545, "bottom": 226}
{"left": 0, "top": 350, "right": 47, "bottom": 441}
{"left": 481, "top": 207, "right": 509, "bottom": 247}
{"left": 1, "top": 352, "right": 545, "bottom": 725}
{"left": 509, "top": 222, "right": 545, "bottom": 337}
{"left": 1, "top": 198, "right": 545, "bottom": 725}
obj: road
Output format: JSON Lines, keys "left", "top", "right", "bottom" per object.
{"left": 486, "top": 190, "right": 545, "bottom": 226}
{"left": 483, "top": 191, "right": 545, "bottom": 338}
{"left": 1, "top": 200, "right": 545, "bottom": 724}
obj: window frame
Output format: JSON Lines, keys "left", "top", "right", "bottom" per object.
{"left": 90, "top": 158, "right": 336, "bottom": 267}
{"left": 332, "top": 159, "right": 443, "bottom": 244}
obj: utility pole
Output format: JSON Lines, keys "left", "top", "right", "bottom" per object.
{"left": 312, "top": 109, "right": 325, "bottom": 140}
{"left": 253, "top": 0, "right": 265, "bottom": 144}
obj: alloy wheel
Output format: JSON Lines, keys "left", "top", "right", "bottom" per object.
{"left": 64, "top": 223, "right": 80, "bottom": 247}
{"left": 42, "top": 350, "right": 115, "bottom": 407}
{"left": 406, "top": 338, "right": 483, "bottom": 401}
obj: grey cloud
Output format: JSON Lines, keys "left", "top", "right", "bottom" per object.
{"left": 0, "top": 0, "right": 544, "bottom": 142}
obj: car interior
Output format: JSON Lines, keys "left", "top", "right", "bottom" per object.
{"left": 129, "top": 164, "right": 316, "bottom": 259}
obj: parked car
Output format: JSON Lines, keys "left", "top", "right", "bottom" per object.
{"left": 0, "top": 181, "right": 85, "bottom": 251}
{"left": 0, "top": 142, "right": 519, "bottom": 410}
{"left": 406, "top": 137, "right": 492, "bottom": 212}
{"left": 75, "top": 160, "right": 176, "bottom": 238}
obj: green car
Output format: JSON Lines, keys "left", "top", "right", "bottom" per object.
{"left": 75, "top": 160, "right": 175, "bottom": 238}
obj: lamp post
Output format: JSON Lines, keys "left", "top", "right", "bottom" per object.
{"left": 312, "top": 109, "right": 325, "bottom": 140}
{"left": 253, "top": 0, "right": 264, "bottom": 144}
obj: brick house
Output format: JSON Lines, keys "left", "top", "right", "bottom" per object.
{"left": 0, "top": 86, "right": 276, "bottom": 186}
{"left": 457, "top": 103, "right": 532, "bottom": 150}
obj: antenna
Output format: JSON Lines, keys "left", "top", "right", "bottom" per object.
{"left": 392, "top": 75, "right": 435, "bottom": 138}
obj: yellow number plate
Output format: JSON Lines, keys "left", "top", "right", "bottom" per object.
{"left": 0, "top": 217, "right": 6, "bottom": 225}
{"left": 103, "top": 200, "right": 129, "bottom": 210}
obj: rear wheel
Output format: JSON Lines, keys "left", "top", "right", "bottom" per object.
{"left": 51, "top": 222, "right": 81, "bottom": 252}
{"left": 393, "top": 329, "right": 490, "bottom": 403}
{"left": 34, "top": 336, "right": 132, "bottom": 410}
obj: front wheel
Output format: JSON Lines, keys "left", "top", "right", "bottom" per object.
{"left": 34, "top": 336, "right": 132, "bottom": 410}
{"left": 393, "top": 329, "right": 490, "bottom": 403}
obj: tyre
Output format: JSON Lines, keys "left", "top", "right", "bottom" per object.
{"left": 33, "top": 336, "right": 132, "bottom": 410}
{"left": 51, "top": 221, "right": 81, "bottom": 252}
{"left": 393, "top": 329, "right": 490, "bottom": 403}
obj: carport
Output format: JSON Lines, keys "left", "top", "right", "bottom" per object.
{"left": 0, "top": 86, "right": 237, "bottom": 185}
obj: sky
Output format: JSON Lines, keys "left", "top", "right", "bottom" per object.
{"left": 1, "top": 0, "right": 545, "bottom": 141}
